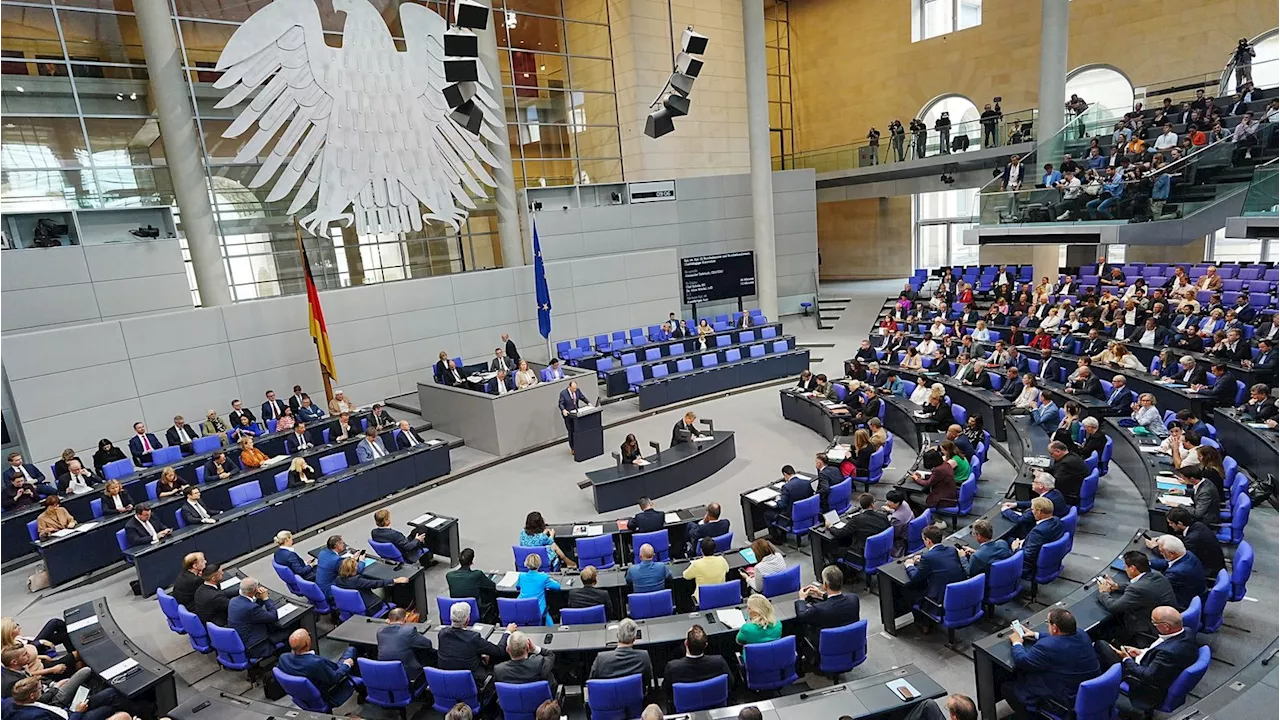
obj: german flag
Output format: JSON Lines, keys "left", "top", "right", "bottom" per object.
{"left": 299, "top": 238, "right": 337, "bottom": 383}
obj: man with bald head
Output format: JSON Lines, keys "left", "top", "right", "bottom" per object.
{"left": 277, "top": 628, "right": 362, "bottom": 708}
{"left": 227, "top": 577, "right": 288, "bottom": 659}
{"left": 1094, "top": 606, "right": 1199, "bottom": 718}
{"left": 494, "top": 630, "right": 557, "bottom": 692}
{"left": 625, "top": 543, "right": 672, "bottom": 594}
{"left": 686, "top": 502, "right": 730, "bottom": 555}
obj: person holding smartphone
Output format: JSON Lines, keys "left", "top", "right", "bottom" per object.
{"left": 1003, "top": 608, "right": 1100, "bottom": 717}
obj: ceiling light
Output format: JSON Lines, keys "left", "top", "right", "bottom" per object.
{"left": 539, "top": 64, "right": 545, "bottom": 70}
{"left": 523, "top": 72, "right": 530, "bottom": 78}
{"left": 129, "top": 92, "right": 137, "bottom": 100}
{"left": 15, "top": 86, "right": 24, "bottom": 93}
{"left": 116, "top": 93, "right": 124, "bottom": 100}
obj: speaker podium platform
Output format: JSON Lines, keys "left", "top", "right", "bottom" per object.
{"left": 569, "top": 406, "right": 604, "bottom": 462}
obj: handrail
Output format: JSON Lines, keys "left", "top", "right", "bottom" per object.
{"left": 974, "top": 102, "right": 1131, "bottom": 196}
{"left": 1241, "top": 157, "right": 1279, "bottom": 215}
{"left": 1135, "top": 57, "right": 1280, "bottom": 105}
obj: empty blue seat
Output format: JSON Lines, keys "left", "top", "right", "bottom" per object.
{"left": 560, "top": 605, "right": 607, "bottom": 624}
{"left": 651, "top": 364, "right": 669, "bottom": 380}
{"left": 741, "top": 331, "right": 756, "bottom": 343}
{"left": 817, "top": 619, "right": 868, "bottom": 679}
{"left": 676, "top": 358, "right": 694, "bottom": 373}
{"left": 191, "top": 435, "right": 221, "bottom": 454}
{"left": 743, "top": 636, "right": 799, "bottom": 692}
{"left": 645, "top": 347, "right": 661, "bottom": 362}
{"left": 770, "top": 494, "right": 819, "bottom": 542}
{"left": 156, "top": 588, "right": 185, "bottom": 634}
{"left": 914, "top": 574, "right": 985, "bottom": 645}
{"left": 103, "top": 459, "right": 135, "bottom": 480}
{"left": 228, "top": 481, "right": 263, "bottom": 507}
{"left": 838, "top": 526, "right": 893, "bottom": 591}
{"left": 715, "top": 335, "right": 730, "bottom": 347}
{"left": 701, "top": 354, "right": 718, "bottom": 368}
{"left": 426, "top": 668, "right": 481, "bottom": 715}
{"left": 749, "top": 344, "right": 766, "bottom": 358}
{"left": 726, "top": 348, "right": 742, "bottom": 362}
{"left": 586, "top": 674, "right": 645, "bottom": 720}
{"left": 670, "top": 343, "right": 685, "bottom": 357}
{"left": 575, "top": 534, "right": 616, "bottom": 569}
{"left": 620, "top": 353, "right": 637, "bottom": 366}
{"left": 696, "top": 581, "right": 741, "bottom": 610}
{"left": 628, "top": 590, "right": 673, "bottom": 619}
{"left": 150, "top": 446, "right": 182, "bottom": 466}
{"left": 625, "top": 365, "right": 645, "bottom": 392}
{"left": 671, "top": 675, "right": 729, "bottom": 713}
{"left": 178, "top": 606, "right": 212, "bottom": 653}
{"left": 761, "top": 564, "right": 802, "bottom": 597}
{"left": 772, "top": 340, "right": 787, "bottom": 353}
{"left": 761, "top": 326, "right": 777, "bottom": 340}
{"left": 360, "top": 658, "right": 427, "bottom": 715}
{"left": 496, "top": 680, "right": 552, "bottom": 720}
{"left": 319, "top": 453, "right": 348, "bottom": 475}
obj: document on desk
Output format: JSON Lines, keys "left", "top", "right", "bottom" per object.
{"left": 886, "top": 678, "right": 921, "bottom": 701}
{"left": 52, "top": 528, "right": 77, "bottom": 538}
{"left": 497, "top": 571, "right": 520, "bottom": 589}
{"left": 220, "top": 577, "right": 243, "bottom": 590}
{"left": 263, "top": 455, "right": 288, "bottom": 466}
{"left": 1159, "top": 494, "right": 1192, "bottom": 506}
{"left": 572, "top": 525, "right": 590, "bottom": 536}
{"left": 745, "top": 488, "right": 779, "bottom": 503}
{"left": 664, "top": 513, "right": 681, "bottom": 524}
{"left": 584, "top": 525, "right": 604, "bottom": 536}
{"left": 715, "top": 608, "right": 746, "bottom": 630}
{"left": 67, "top": 616, "right": 99, "bottom": 632}
{"left": 75, "top": 522, "right": 98, "bottom": 533}
{"left": 633, "top": 458, "right": 650, "bottom": 466}
{"left": 692, "top": 434, "right": 714, "bottom": 442}
{"left": 1247, "top": 422, "right": 1272, "bottom": 429}
{"left": 275, "top": 603, "right": 298, "bottom": 619}
{"left": 411, "top": 513, "right": 435, "bottom": 525}
{"left": 100, "top": 658, "right": 137, "bottom": 681}
{"left": 1138, "top": 445, "right": 1163, "bottom": 454}
{"left": 426, "top": 517, "right": 450, "bottom": 529}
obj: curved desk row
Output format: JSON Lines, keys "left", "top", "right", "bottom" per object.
{"left": 1058, "top": 333, "right": 1270, "bottom": 388}
{"left": 601, "top": 329, "right": 793, "bottom": 396}
{"left": 124, "top": 442, "right": 451, "bottom": 596}
{"left": 32, "top": 424, "right": 421, "bottom": 588}
{"left": 64, "top": 597, "right": 178, "bottom": 716}
{"left": 1103, "top": 418, "right": 1176, "bottom": 533}
{"left": 971, "top": 530, "right": 1152, "bottom": 720}
{"left": 669, "top": 666, "right": 945, "bottom": 720}
{"left": 1213, "top": 409, "right": 1280, "bottom": 481}
{"left": 779, "top": 388, "right": 845, "bottom": 441}
{"left": 0, "top": 412, "right": 371, "bottom": 565}
{"left": 537, "top": 505, "right": 712, "bottom": 565}
{"left": 879, "top": 395, "right": 936, "bottom": 451}
{"left": 586, "top": 431, "right": 736, "bottom": 513}
{"left": 885, "top": 365, "right": 1013, "bottom": 442}
{"left": 169, "top": 691, "right": 338, "bottom": 720}
{"left": 1033, "top": 348, "right": 1220, "bottom": 420}
{"left": 637, "top": 350, "right": 810, "bottom": 411}
{"left": 1173, "top": 638, "right": 1278, "bottom": 720}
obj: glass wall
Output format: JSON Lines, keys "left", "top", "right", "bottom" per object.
{"left": 1207, "top": 227, "right": 1280, "bottom": 263}
{"left": 764, "top": 0, "right": 794, "bottom": 169}
{"left": 0, "top": 0, "right": 623, "bottom": 302}
{"left": 914, "top": 187, "right": 979, "bottom": 268}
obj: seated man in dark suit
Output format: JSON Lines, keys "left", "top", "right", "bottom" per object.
{"left": 1046, "top": 441, "right": 1088, "bottom": 505}
{"left": 671, "top": 411, "right": 698, "bottom": 447}
{"left": 960, "top": 519, "right": 1013, "bottom": 578}
{"left": 178, "top": 486, "right": 216, "bottom": 526}
{"left": 127, "top": 423, "right": 163, "bottom": 465}
{"left": 493, "top": 631, "right": 557, "bottom": 694}
{"left": 173, "top": 552, "right": 208, "bottom": 607}
{"left": 566, "top": 565, "right": 616, "bottom": 621}
{"left": 1094, "top": 606, "right": 1199, "bottom": 718}
{"left": 827, "top": 493, "right": 891, "bottom": 559}
{"left": 3, "top": 453, "right": 55, "bottom": 498}
{"left": 6, "top": 674, "right": 127, "bottom": 720}
{"left": 813, "top": 453, "right": 842, "bottom": 513}
{"left": 1102, "top": 375, "right": 1134, "bottom": 416}
{"left": 272, "top": 530, "right": 316, "bottom": 581}
{"left": 1151, "top": 536, "right": 1206, "bottom": 611}
{"left": 165, "top": 415, "right": 201, "bottom": 454}
{"left": 1066, "top": 367, "right": 1104, "bottom": 399}
{"left": 437, "top": 601, "right": 511, "bottom": 686}
{"left": 769, "top": 465, "right": 815, "bottom": 541}
{"left": 588, "top": 619, "right": 653, "bottom": 687}
{"left": 999, "top": 476, "right": 1067, "bottom": 537}
{"left": 1201, "top": 364, "right": 1238, "bottom": 407}
{"left": 685, "top": 503, "right": 730, "bottom": 556}
{"left": 1160, "top": 466, "right": 1222, "bottom": 531}
{"left": 370, "top": 508, "right": 432, "bottom": 566}
{"left": 278, "top": 629, "right": 361, "bottom": 708}
{"left": 285, "top": 422, "right": 315, "bottom": 454}
{"left": 1150, "top": 508, "right": 1223, "bottom": 579}
{"left": 626, "top": 496, "right": 666, "bottom": 533}
{"left": 393, "top": 420, "right": 427, "bottom": 449}
{"left": 1096, "top": 551, "right": 1179, "bottom": 643}
{"left": 904, "top": 526, "right": 966, "bottom": 622}
{"left": 1002, "top": 608, "right": 1100, "bottom": 718}
{"left": 489, "top": 370, "right": 516, "bottom": 395}
{"left": 1011, "top": 497, "right": 1064, "bottom": 581}
{"left": 1074, "top": 417, "right": 1107, "bottom": 460}
{"left": 227, "top": 578, "right": 288, "bottom": 659}
{"left": 445, "top": 548, "right": 498, "bottom": 623}
{"left": 192, "top": 564, "right": 232, "bottom": 627}
{"left": 377, "top": 608, "right": 434, "bottom": 684}
{"left": 124, "top": 503, "right": 171, "bottom": 548}
{"left": 661, "top": 625, "right": 732, "bottom": 700}
{"left": 202, "top": 451, "right": 240, "bottom": 483}
{"left": 1241, "top": 382, "right": 1278, "bottom": 423}
{"left": 794, "top": 565, "right": 861, "bottom": 663}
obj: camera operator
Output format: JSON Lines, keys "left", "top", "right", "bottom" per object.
{"left": 866, "top": 126, "right": 881, "bottom": 165}
{"left": 889, "top": 120, "right": 906, "bottom": 162}
{"left": 1233, "top": 37, "right": 1255, "bottom": 88}
{"left": 980, "top": 98, "right": 1003, "bottom": 148}
{"left": 1065, "top": 93, "right": 1089, "bottom": 139}
{"left": 935, "top": 112, "right": 952, "bottom": 155}
{"left": 910, "top": 118, "right": 928, "bottom": 159}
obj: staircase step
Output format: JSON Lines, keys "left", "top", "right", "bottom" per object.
{"left": 796, "top": 342, "right": 837, "bottom": 348}
{"left": 818, "top": 297, "right": 853, "bottom": 303}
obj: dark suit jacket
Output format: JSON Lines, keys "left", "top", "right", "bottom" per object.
{"left": 1104, "top": 385, "right": 1133, "bottom": 416}
{"left": 793, "top": 593, "right": 860, "bottom": 639}
{"left": 505, "top": 340, "right": 521, "bottom": 363}
{"left": 261, "top": 399, "right": 288, "bottom": 421}
{"left": 288, "top": 394, "right": 307, "bottom": 412}
{"left": 278, "top": 650, "right": 356, "bottom": 702}
{"left": 371, "top": 526, "right": 424, "bottom": 562}
{"left": 1242, "top": 399, "right": 1279, "bottom": 422}
{"left": 627, "top": 508, "right": 666, "bottom": 533}
{"left": 128, "top": 434, "right": 162, "bottom": 461}
{"left": 193, "top": 582, "right": 231, "bottom": 626}
{"left": 285, "top": 431, "right": 315, "bottom": 454}
{"left": 437, "top": 626, "right": 508, "bottom": 683}
{"left": 671, "top": 420, "right": 696, "bottom": 447}
{"left": 124, "top": 515, "right": 167, "bottom": 547}
{"left": 1121, "top": 631, "right": 1200, "bottom": 710}
{"left": 906, "top": 544, "right": 966, "bottom": 604}
{"left": 815, "top": 465, "right": 842, "bottom": 512}
{"left": 1098, "top": 571, "right": 1179, "bottom": 639}
{"left": 273, "top": 547, "right": 316, "bottom": 581}
{"left": 589, "top": 647, "right": 653, "bottom": 686}
{"left": 1187, "top": 479, "right": 1222, "bottom": 529}
{"left": 1077, "top": 432, "right": 1107, "bottom": 462}
{"left": 1207, "top": 373, "right": 1238, "bottom": 407}
{"left": 446, "top": 566, "right": 497, "bottom": 605}
{"left": 1164, "top": 553, "right": 1207, "bottom": 610}
{"left": 1020, "top": 517, "right": 1065, "bottom": 580}
{"left": 377, "top": 624, "right": 435, "bottom": 681}
{"left": 179, "top": 500, "right": 214, "bottom": 526}
{"left": 166, "top": 425, "right": 200, "bottom": 448}
{"left": 965, "top": 539, "right": 1013, "bottom": 578}
{"left": 1128, "top": 326, "right": 1170, "bottom": 346}
{"left": 662, "top": 654, "right": 732, "bottom": 693}
{"left": 776, "top": 476, "right": 815, "bottom": 515}
{"left": 494, "top": 649, "right": 557, "bottom": 693}
{"left": 832, "top": 509, "right": 891, "bottom": 556}
{"left": 393, "top": 428, "right": 425, "bottom": 449}
{"left": 558, "top": 388, "right": 588, "bottom": 414}
{"left": 203, "top": 457, "right": 240, "bottom": 482}
{"left": 1181, "top": 522, "right": 1225, "bottom": 577}
{"left": 1009, "top": 630, "right": 1101, "bottom": 711}
{"left": 173, "top": 569, "right": 203, "bottom": 607}
{"left": 1253, "top": 349, "right": 1277, "bottom": 372}
{"left": 334, "top": 422, "right": 361, "bottom": 442}
{"left": 1175, "top": 365, "right": 1208, "bottom": 385}
{"left": 1049, "top": 453, "right": 1088, "bottom": 500}
{"left": 1070, "top": 375, "right": 1104, "bottom": 399}
{"left": 927, "top": 401, "right": 954, "bottom": 431}
{"left": 56, "top": 470, "right": 99, "bottom": 495}
{"left": 688, "top": 518, "right": 731, "bottom": 547}
{"left": 567, "top": 586, "right": 616, "bottom": 621}
{"left": 228, "top": 595, "right": 278, "bottom": 657}
{"left": 229, "top": 409, "right": 256, "bottom": 428}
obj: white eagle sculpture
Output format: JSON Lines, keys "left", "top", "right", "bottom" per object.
{"left": 214, "top": 0, "right": 501, "bottom": 235}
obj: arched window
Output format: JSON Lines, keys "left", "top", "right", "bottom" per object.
{"left": 1222, "top": 29, "right": 1279, "bottom": 91}
{"left": 1065, "top": 65, "right": 1135, "bottom": 117}
{"left": 919, "top": 95, "right": 980, "bottom": 155}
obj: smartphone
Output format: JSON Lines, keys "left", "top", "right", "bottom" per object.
{"left": 1011, "top": 620, "right": 1027, "bottom": 636}
{"left": 543, "top": 633, "right": 553, "bottom": 644}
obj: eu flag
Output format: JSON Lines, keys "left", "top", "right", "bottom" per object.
{"left": 533, "top": 218, "right": 552, "bottom": 339}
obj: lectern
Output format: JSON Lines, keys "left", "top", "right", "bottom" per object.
{"left": 570, "top": 406, "right": 604, "bottom": 462}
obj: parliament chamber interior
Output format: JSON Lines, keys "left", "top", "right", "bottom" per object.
{"left": 0, "top": 0, "right": 1277, "bottom": 719}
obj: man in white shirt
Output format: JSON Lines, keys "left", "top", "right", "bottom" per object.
{"left": 180, "top": 486, "right": 216, "bottom": 526}
{"left": 356, "top": 428, "right": 389, "bottom": 463}
{"left": 57, "top": 460, "right": 98, "bottom": 496}
{"left": 1053, "top": 170, "right": 1083, "bottom": 220}
{"left": 916, "top": 333, "right": 938, "bottom": 356}
{"left": 1152, "top": 123, "right": 1179, "bottom": 153}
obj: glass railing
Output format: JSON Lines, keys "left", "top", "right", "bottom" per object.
{"left": 788, "top": 108, "right": 1037, "bottom": 173}
{"left": 1135, "top": 57, "right": 1280, "bottom": 107}
{"left": 1240, "top": 158, "right": 1279, "bottom": 215}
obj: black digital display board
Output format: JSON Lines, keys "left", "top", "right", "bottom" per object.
{"left": 681, "top": 251, "right": 757, "bottom": 304}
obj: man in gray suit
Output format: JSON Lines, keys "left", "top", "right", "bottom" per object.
{"left": 1096, "top": 551, "right": 1178, "bottom": 643}
{"left": 1160, "top": 466, "right": 1222, "bottom": 530}
{"left": 588, "top": 619, "right": 653, "bottom": 688}
{"left": 493, "top": 631, "right": 557, "bottom": 694}
{"left": 490, "top": 348, "right": 514, "bottom": 373}
{"left": 376, "top": 609, "right": 434, "bottom": 684}
{"left": 355, "top": 427, "right": 389, "bottom": 463}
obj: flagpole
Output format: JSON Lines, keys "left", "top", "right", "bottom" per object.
{"left": 296, "top": 219, "right": 335, "bottom": 405}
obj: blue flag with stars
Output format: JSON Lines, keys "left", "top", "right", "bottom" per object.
{"left": 533, "top": 218, "right": 552, "bottom": 339}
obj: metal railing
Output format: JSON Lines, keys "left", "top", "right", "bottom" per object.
{"left": 1240, "top": 158, "right": 1279, "bottom": 215}
{"left": 1136, "top": 57, "right": 1280, "bottom": 107}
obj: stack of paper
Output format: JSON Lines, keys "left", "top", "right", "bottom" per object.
{"left": 715, "top": 608, "right": 746, "bottom": 630}
{"left": 693, "top": 434, "right": 714, "bottom": 442}
{"left": 633, "top": 458, "right": 650, "bottom": 466}
{"left": 52, "top": 528, "right": 77, "bottom": 538}
{"left": 275, "top": 603, "right": 298, "bottom": 618}
{"left": 745, "top": 488, "right": 779, "bottom": 503}
{"left": 220, "top": 577, "right": 243, "bottom": 590}
{"left": 76, "top": 522, "right": 98, "bottom": 533}
{"left": 827, "top": 447, "right": 849, "bottom": 461}
{"left": 1138, "top": 445, "right": 1163, "bottom": 454}
{"left": 1159, "top": 494, "right": 1192, "bottom": 506}
{"left": 584, "top": 525, "right": 604, "bottom": 536}
{"left": 664, "top": 513, "right": 681, "bottom": 524}
{"left": 411, "top": 513, "right": 435, "bottom": 525}
{"left": 498, "top": 571, "right": 520, "bottom": 588}
{"left": 426, "top": 517, "right": 450, "bottom": 529}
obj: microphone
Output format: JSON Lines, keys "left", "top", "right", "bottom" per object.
{"left": 648, "top": 441, "right": 662, "bottom": 462}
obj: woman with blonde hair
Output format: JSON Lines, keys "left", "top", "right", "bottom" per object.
{"left": 101, "top": 479, "right": 132, "bottom": 515}
{"left": 734, "top": 594, "right": 782, "bottom": 652}
{"left": 287, "top": 457, "right": 318, "bottom": 488}
{"left": 2, "top": 616, "right": 75, "bottom": 677}
{"left": 335, "top": 556, "right": 408, "bottom": 615}
{"left": 515, "top": 359, "right": 539, "bottom": 390}
{"left": 516, "top": 551, "right": 562, "bottom": 625}
{"left": 154, "top": 466, "right": 186, "bottom": 498}
{"left": 928, "top": 383, "right": 947, "bottom": 403}
{"left": 238, "top": 435, "right": 268, "bottom": 468}
{"left": 52, "top": 449, "right": 81, "bottom": 479}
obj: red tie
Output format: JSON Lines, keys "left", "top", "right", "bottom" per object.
{"left": 142, "top": 434, "right": 152, "bottom": 452}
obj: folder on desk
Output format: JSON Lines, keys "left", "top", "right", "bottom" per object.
{"left": 497, "top": 571, "right": 520, "bottom": 588}
{"left": 887, "top": 678, "right": 921, "bottom": 701}
{"left": 75, "top": 521, "right": 98, "bottom": 533}
{"left": 739, "top": 548, "right": 758, "bottom": 564}
{"left": 633, "top": 458, "right": 649, "bottom": 466}
{"left": 745, "top": 488, "right": 779, "bottom": 503}
{"left": 584, "top": 525, "right": 604, "bottom": 536}
{"left": 1159, "top": 494, "right": 1192, "bottom": 506}
{"left": 276, "top": 603, "right": 298, "bottom": 619}
{"left": 411, "top": 513, "right": 435, "bottom": 525}
{"left": 715, "top": 608, "right": 746, "bottom": 630}
{"left": 664, "top": 513, "right": 681, "bottom": 524}
{"left": 1156, "top": 480, "right": 1181, "bottom": 492}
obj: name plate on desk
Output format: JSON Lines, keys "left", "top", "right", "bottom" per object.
{"left": 67, "top": 615, "right": 99, "bottom": 632}
{"left": 275, "top": 603, "right": 298, "bottom": 619}
{"left": 100, "top": 658, "right": 138, "bottom": 681}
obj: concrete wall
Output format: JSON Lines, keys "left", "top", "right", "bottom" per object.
{"left": 527, "top": 169, "right": 818, "bottom": 316}
{"left": 817, "top": 196, "right": 914, "bottom": 280}
{"left": 4, "top": 249, "right": 680, "bottom": 469}
{"left": 1, "top": 241, "right": 191, "bottom": 333}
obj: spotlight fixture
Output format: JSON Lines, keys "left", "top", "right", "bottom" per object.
{"left": 645, "top": 26, "right": 708, "bottom": 139}
{"left": 450, "top": 100, "right": 483, "bottom": 134}
{"left": 453, "top": 0, "right": 488, "bottom": 30}
{"left": 505, "top": 10, "right": 517, "bottom": 28}
{"left": 609, "top": 191, "right": 622, "bottom": 204}
{"left": 532, "top": 201, "right": 544, "bottom": 211}
{"left": 443, "top": 81, "right": 476, "bottom": 109}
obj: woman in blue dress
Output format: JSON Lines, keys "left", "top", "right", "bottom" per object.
{"left": 515, "top": 552, "right": 561, "bottom": 625}
{"left": 519, "top": 511, "right": 575, "bottom": 570}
